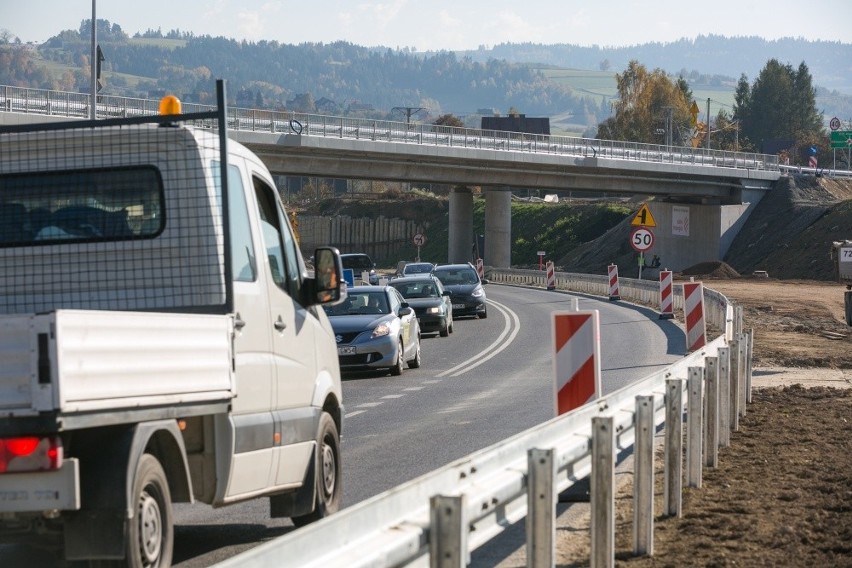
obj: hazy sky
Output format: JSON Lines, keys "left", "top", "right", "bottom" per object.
{"left": 4, "top": 1, "right": 851, "bottom": 50}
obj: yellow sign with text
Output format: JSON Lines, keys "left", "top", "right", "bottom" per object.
{"left": 631, "top": 204, "right": 657, "bottom": 227}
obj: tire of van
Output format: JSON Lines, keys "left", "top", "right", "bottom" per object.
{"left": 292, "top": 412, "right": 342, "bottom": 527}
{"left": 123, "top": 454, "right": 173, "bottom": 568}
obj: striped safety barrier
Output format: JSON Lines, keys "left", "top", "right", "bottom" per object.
{"left": 683, "top": 281, "right": 707, "bottom": 351}
{"left": 476, "top": 258, "right": 484, "bottom": 279}
{"left": 659, "top": 269, "right": 674, "bottom": 319}
{"left": 546, "top": 260, "right": 556, "bottom": 290}
{"left": 552, "top": 310, "right": 601, "bottom": 415}
{"left": 607, "top": 263, "right": 620, "bottom": 301}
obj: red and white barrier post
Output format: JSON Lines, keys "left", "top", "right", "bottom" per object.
{"left": 683, "top": 281, "right": 707, "bottom": 352}
{"left": 607, "top": 263, "right": 620, "bottom": 301}
{"left": 476, "top": 258, "right": 484, "bottom": 279}
{"left": 546, "top": 260, "right": 556, "bottom": 290}
{"left": 659, "top": 269, "right": 674, "bottom": 319}
{"left": 552, "top": 310, "right": 601, "bottom": 416}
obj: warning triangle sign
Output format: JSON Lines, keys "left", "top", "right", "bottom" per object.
{"left": 631, "top": 204, "right": 656, "bottom": 227}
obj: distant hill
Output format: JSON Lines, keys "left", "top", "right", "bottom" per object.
{"left": 1, "top": 27, "right": 850, "bottom": 135}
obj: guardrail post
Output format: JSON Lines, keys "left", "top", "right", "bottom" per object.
{"left": 633, "top": 395, "right": 654, "bottom": 556}
{"left": 664, "top": 379, "right": 683, "bottom": 517}
{"left": 745, "top": 328, "right": 754, "bottom": 404}
{"left": 737, "top": 332, "right": 747, "bottom": 419}
{"left": 686, "top": 367, "right": 703, "bottom": 488}
{"left": 527, "top": 448, "right": 555, "bottom": 568}
{"left": 591, "top": 416, "right": 614, "bottom": 568}
{"left": 729, "top": 335, "right": 741, "bottom": 431}
{"left": 717, "top": 346, "right": 731, "bottom": 447}
{"left": 734, "top": 305, "right": 743, "bottom": 337}
{"left": 430, "top": 494, "right": 466, "bottom": 568}
{"left": 704, "top": 356, "right": 719, "bottom": 467}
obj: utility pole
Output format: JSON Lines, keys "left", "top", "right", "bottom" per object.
{"left": 392, "top": 106, "right": 426, "bottom": 126}
{"left": 665, "top": 106, "right": 673, "bottom": 148}
{"left": 705, "top": 98, "right": 711, "bottom": 150}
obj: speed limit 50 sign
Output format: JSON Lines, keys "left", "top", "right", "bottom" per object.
{"left": 629, "top": 227, "right": 655, "bottom": 252}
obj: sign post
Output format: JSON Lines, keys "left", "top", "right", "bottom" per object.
{"left": 631, "top": 205, "right": 657, "bottom": 280}
{"left": 629, "top": 227, "right": 655, "bottom": 279}
{"left": 537, "top": 250, "right": 546, "bottom": 271}
{"left": 412, "top": 233, "right": 426, "bottom": 262}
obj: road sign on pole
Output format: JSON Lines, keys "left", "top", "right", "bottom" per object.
{"left": 830, "top": 131, "right": 852, "bottom": 149}
{"left": 413, "top": 233, "right": 426, "bottom": 262}
{"left": 630, "top": 227, "right": 655, "bottom": 253}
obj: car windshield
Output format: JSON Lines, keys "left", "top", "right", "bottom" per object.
{"left": 323, "top": 291, "right": 388, "bottom": 315}
{"left": 342, "top": 255, "right": 373, "bottom": 270}
{"left": 403, "top": 263, "right": 433, "bottom": 274}
{"left": 391, "top": 280, "right": 438, "bottom": 299}
{"left": 434, "top": 268, "right": 478, "bottom": 285}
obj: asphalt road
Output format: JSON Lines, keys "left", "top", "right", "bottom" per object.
{"left": 1, "top": 284, "right": 684, "bottom": 567}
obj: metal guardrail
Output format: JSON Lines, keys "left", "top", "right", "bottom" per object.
{"left": 214, "top": 272, "right": 746, "bottom": 567}
{"left": 778, "top": 164, "right": 852, "bottom": 178}
{"left": 0, "top": 84, "right": 781, "bottom": 173}
{"left": 488, "top": 267, "right": 732, "bottom": 337}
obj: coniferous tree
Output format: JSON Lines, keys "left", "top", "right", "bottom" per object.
{"left": 734, "top": 59, "right": 823, "bottom": 159}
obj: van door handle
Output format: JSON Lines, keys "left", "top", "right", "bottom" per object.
{"left": 274, "top": 317, "right": 287, "bottom": 331}
{"left": 234, "top": 314, "right": 246, "bottom": 330}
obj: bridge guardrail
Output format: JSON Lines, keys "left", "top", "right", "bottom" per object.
{"left": 0, "top": 84, "right": 783, "bottom": 174}
{"left": 215, "top": 271, "right": 748, "bottom": 567}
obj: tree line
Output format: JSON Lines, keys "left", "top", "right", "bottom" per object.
{"left": 595, "top": 59, "right": 827, "bottom": 164}
{"left": 0, "top": 20, "right": 841, "bottom": 165}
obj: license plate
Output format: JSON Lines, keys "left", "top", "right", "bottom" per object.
{"left": 337, "top": 346, "right": 356, "bottom": 355}
{"left": 452, "top": 303, "right": 465, "bottom": 309}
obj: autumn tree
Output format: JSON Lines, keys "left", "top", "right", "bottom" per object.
{"left": 595, "top": 60, "right": 692, "bottom": 145}
{"left": 433, "top": 114, "right": 464, "bottom": 127}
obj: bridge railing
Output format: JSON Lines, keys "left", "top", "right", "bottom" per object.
{"left": 0, "top": 83, "right": 780, "bottom": 173}
{"left": 214, "top": 274, "right": 745, "bottom": 567}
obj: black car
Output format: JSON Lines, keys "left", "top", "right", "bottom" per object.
{"left": 432, "top": 263, "right": 487, "bottom": 319}
{"left": 388, "top": 275, "right": 454, "bottom": 337}
{"left": 341, "top": 253, "right": 379, "bottom": 285}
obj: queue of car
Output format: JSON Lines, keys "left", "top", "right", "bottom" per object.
{"left": 326, "top": 254, "right": 488, "bottom": 377}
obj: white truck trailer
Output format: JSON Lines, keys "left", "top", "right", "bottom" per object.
{"left": 0, "top": 81, "right": 346, "bottom": 566}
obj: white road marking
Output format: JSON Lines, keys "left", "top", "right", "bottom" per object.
{"left": 437, "top": 299, "right": 522, "bottom": 378}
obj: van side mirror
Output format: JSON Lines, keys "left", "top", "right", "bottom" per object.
{"left": 309, "top": 247, "right": 345, "bottom": 306}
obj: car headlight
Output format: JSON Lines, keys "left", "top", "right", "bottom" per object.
{"left": 371, "top": 323, "right": 391, "bottom": 338}
{"left": 471, "top": 286, "right": 484, "bottom": 298}
{"left": 427, "top": 306, "right": 442, "bottom": 314}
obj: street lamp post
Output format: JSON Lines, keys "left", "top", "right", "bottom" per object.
{"left": 90, "top": 0, "right": 96, "bottom": 119}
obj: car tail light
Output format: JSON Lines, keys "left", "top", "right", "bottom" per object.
{"left": 0, "top": 436, "right": 63, "bottom": 473}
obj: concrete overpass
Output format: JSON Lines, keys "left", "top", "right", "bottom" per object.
{"left": 0, "top": 84, "right": 782, "bottom": 270}
{"left": 234, "top": 128, "right": 780, "bottom": 271}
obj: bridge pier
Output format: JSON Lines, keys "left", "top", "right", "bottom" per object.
{"left": 484, "top": 188, "right": 512, "bottom": 268}
{"left": 448, "top": 187, "right": 473, "bottom": 263}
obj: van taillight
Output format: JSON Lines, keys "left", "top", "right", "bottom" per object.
{"left": 0, "top": 436, "right": 62, "bottom": 473}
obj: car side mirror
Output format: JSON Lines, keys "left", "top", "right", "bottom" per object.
{"left": 481, "top": 278, "right": 489, "bottom": 285}
{"left": 442, "top": 290, "right": 451, "bottom": 296}
{"left": 398, "top": 306, "right": 413, "bottom": 317}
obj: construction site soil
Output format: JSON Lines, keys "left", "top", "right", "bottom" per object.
{"left": 537, "top": 175, "right": 852, "bottom": 566}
